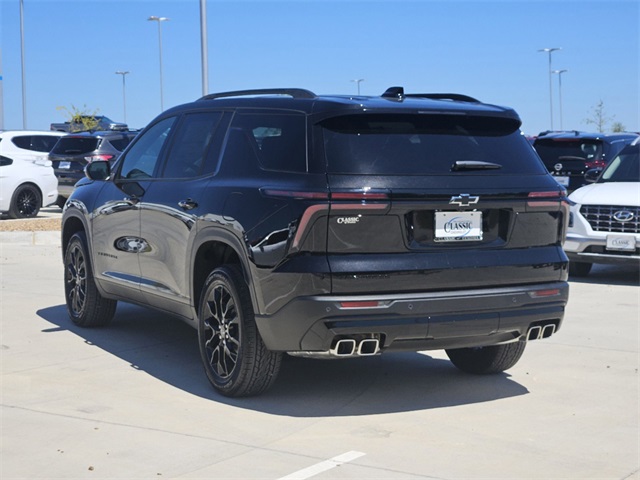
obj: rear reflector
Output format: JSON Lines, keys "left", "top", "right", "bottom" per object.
{"left": 340, "top": 301, "right": 381, "bottom": 308}
{"left": 529, "top": 289, "right": 561, "bottom": 298}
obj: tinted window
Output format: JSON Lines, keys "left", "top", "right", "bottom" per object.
{"left": 50, "top": 137, "right": 100, "bottom": 155}
{"left": 119, "top": 117, "right": 176, "bottom": 179}
{"left": 12, "top": 135, "right": 61, "bottom": 152}
{"left": 228, "top": 112, "right": 307, "bottom": 172}
{"left": 534, "top": 139, "right": 603, "bottom": 167}
{"left": 108, "top": 135, "right": 136, "bottom": 152}
{"left": 322, "top": 114, "right": 544, "bottom": 175}
{"left": 0, "top": 155, "right": 13, "bottom": 166}
{"left": 601, "top": 145, "right": 640, "bottom": 182}
{"left": 161, "top": 112, "right": 223, "bottom": 178}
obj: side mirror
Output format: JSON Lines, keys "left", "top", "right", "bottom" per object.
{"left": 85, "top": 161, "right": 111, "bottom": 180}
{"left": 584, "top": 168, "right": 602, "bottom": 183}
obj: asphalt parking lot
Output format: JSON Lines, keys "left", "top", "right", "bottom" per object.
{"left": 1, "top": 242, "right": 638, "bottom": 479}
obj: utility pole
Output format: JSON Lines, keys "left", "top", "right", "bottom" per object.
{"left": 200, "top": 0, "right": 209, "bottom": 96}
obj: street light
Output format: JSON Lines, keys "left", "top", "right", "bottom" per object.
{"left": 538, "top": 47, "right": 561, "bottom": 130}
{"left": 148, "top": 15, "right": 169, "bottom": 111}
{"left": 200, "top": 0, "right": 208, "bottom": 96}
{"left": 20, "top": 0, "right": 27, "bottom": 128}
{"left": 115, "top": 71, "right": 129, "bottom": 124}
{"left": 350, "top": 78, "right": 364, "bottom": 95}
{"left": 552, "top": 69, "right": 568, "bottom": 130}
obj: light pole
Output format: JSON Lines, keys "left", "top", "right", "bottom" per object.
{"left": 115, "top": 71, "right": 129, "bottom": 124}
{"left": 552, "top": 69, "right": 568, "bottom": 130}
{"left": 350, "top": 78, "right": 364, "bottom": 95}
{"left": 538, "top": 47, "right": 561, "bottom": 130}
{"left": 148, "top": 16, "right": 169, "bottom": 111}
{"left": 200, "top": 0, "right": 208, "bottom": 96}
{"left": 20, "top": 0, "right": 27, "bottom": 128}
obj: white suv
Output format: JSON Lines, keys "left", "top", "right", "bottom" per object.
{"left": 564, "top": 137, "right": 640, "bottom": 276}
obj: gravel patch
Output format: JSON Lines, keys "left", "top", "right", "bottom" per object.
{"left": 0, "top": 218, "right": 62, "bottom": 232}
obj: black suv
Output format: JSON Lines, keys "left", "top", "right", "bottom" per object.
{"left": 61, "top": 87, "right": 570, "bottom": 397}
{"left": 49, "top": 131, "right": 138, "bottom": 207}
{"left": 533, "top": 131, "right": 638, "bottom": 192}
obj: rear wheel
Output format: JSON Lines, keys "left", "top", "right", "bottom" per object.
{"left": 198, "top": 265, "right": 281, "bottom": 397}
{"left": 55, "top": 195, "right": 67, "bottom": 209}
{"left": 569, "top": 261, "right": 592, "bottom": 277}
{"left": 9, "top": 184, "right": 41, "bottom": 219}
{"left": 64, "top": 232, "right": 117, "bottom": 327}
{"left": 446, "top": 341, "right": 526, "bottom": 374}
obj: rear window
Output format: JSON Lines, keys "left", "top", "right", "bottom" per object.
{"left": 533, "top": 139, "right": 603, "bottom": 167}
{"left": 108, "top": 135, "right": 136, "bottom": 151}
{"left": 322, "top": 114, "right": 544, "bottom": 175}
{"left": 51, "top": 137, "right": 100, "bottom": 155}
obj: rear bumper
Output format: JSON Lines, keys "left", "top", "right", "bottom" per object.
{"left": 255, "top": 282, "right": 569, "bottom": 353}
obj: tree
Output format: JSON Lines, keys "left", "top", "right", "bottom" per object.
{"left": 611, "top": 121, "right": 627, "bottom": 133}
{"left": 583, "top": 100, "right": 614, "bottom": 133}
{"left": 56, "top": 104, "right": 100, "bottom": 132}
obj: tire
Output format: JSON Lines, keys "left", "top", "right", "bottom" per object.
{"left": 446, "top": 341, "right": 527, "bottom": 374}
{"left": 569, "top": 261, "right": 592, "bottom": 277}
{"left": 64, "top": 232, "right": 117, "bottom": 327}
{"left": 8, "top": 184, "right": 41, "bottom": 219}
{"left": 198, "top": 265, "right": 282, "bottom": 397}
{"left": 55, "top": 195, "right": 67, "bottom": 209}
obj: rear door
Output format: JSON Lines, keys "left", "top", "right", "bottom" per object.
{"left": 320, "top": 113, "right": 568, "bottom": 296}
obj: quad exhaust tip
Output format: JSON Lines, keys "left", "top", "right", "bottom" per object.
{"left": 330, "top": 338, "right": 380, "bottom": 357}
{"left": 527, "top": 324, "right": 556, "bottom": 341}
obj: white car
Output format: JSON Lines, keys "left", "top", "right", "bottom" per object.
{"left": 564, "top": 138, "right": 640, "bottom": 276}
{"left": 0, "top": 154, "right": 58, "bottom": 218}
{"left": 0, "top": 130, "right": 66, "bottom": 163}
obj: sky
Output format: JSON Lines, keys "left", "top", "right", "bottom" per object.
{"left": 1, "top": 0, "right": 638, "bottom": 136}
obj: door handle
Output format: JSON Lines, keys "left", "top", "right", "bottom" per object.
{"left": 178, "top": 198, "right": 198, "bottom": 210}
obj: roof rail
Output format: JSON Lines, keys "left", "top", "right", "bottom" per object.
{"left": 199, "top": 88, "right": 317, "bottom": 101}
{"left": 406, "top": 93, "right": 480, "bottom": 103}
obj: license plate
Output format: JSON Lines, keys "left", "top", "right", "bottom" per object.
{"left": 59, "top": 161, "right": 71, "bottom": 169}
{"left": 606, "top": 235, "right": 636, "bottom": 251}
{"left": 554, "top": 175, "right": 569, "bottom": 187}
{"left": 434, "top": 211, "right": 483, "bottom": 242}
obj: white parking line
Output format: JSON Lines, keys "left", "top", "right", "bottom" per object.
{"left": 277, "top": 451, "right": 366, "bottom": 480}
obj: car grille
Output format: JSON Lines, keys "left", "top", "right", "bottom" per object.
{"left": 581, "top": 205, "right": 640, "bottom": 233}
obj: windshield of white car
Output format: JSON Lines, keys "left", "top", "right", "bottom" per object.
{"left": 600, "top": 145, "right": 639, "bottom": 183}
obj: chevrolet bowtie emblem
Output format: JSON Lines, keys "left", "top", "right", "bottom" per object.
{"left": 450, "top": 194, "right": 480, "bottom": 207}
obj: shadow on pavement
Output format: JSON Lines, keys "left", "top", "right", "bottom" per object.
{"left": 38, "top": 302, "right": 529, "bottom": 417}
{"left": 569, "top": 263, "right": 639, "bottom": 287}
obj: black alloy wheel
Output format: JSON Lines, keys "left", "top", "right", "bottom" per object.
{"left": 9, "top": 184, "right": 41, "bottom": 219}
{"left": 198, "top": 265, "right": 281, "bottom": 397}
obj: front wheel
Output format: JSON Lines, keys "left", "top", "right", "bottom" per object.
{"left": 446, "top": 341, "right": 526, "bottom": 374}
{"left": 569, "top": 261, "right": 592, "bottom": 277}
{"left": 64, "top": 232, "right": 117, "bottom": 327}
{"left": 198, "top": 265, "right": 281, "bottom": 397}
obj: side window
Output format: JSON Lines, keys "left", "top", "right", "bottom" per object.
{"left": 160, "top": 112, "right": 223, "bottom": 178}
{"left": 11, "top": 136, "right": 32, "bottom": 150}
{"left": 225, "top": 112, "right": 307, "bottom": 172}
{"left": 32, "top": 135, "right": 61, "bottom": 152}
{"left": 119, "top": 117, "right": 176, "bottom": 179}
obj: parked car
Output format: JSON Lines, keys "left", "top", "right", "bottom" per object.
{"left": 0, "top": 130, "right": 66, "bottom": 163}
{"left": 533, "top": 131, "right": 638, "bottom": 192}
{"left": 61, "top": 87, "right": 570, "bottom": 397}
{"left": 49, "top": 131, "right": 138, "bottom": 207}
{"left": 0, "top": 154, "right": 58, "bottom": 218}
{"left": 564, "top": 138, "right": 640, "bottom": 276}
{"left": 50, "top": 115, "right": 128, "bottom": 133}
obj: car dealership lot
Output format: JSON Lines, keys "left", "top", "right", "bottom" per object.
{"left": 1, "top": 243, "right": 638, "bottom": 479}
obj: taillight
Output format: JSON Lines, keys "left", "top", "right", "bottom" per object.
{"left": 84, "top": 154, "right": 114, "bottom": 163}
{"left": 585, "top": 160, "right": 606, "bottom": 169}
{"left": 527, "top": 190, "right": 565, "bottom": 208}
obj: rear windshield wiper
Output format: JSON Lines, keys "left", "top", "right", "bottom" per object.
{"left": 451, "top": 160, "right": 502, "bottom": 171}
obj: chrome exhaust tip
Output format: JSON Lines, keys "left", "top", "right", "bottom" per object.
{"left": 541, "top": 324, "right": 556, "bottom": 339}
{"left": 357, "top": 338, "right": 380, "bottom": 356}
{"left": 527, "top": 326, "right": 542, "bottom": 341}
{"left": 330, "top": 339, "right": 357, "bottom": 357}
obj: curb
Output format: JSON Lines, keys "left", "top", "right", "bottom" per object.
{"left": 0, "top": 231, "right": 61, "bottom": 246}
